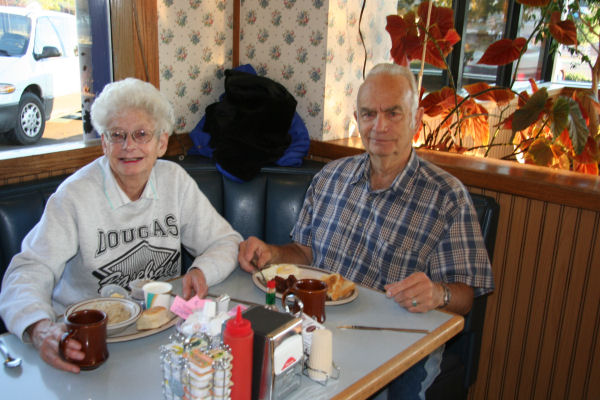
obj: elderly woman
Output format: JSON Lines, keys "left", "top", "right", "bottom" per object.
{"left": 0, "top": 78, "right": 242, "bottom": 373}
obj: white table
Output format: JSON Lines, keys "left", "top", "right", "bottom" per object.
{"left": 0, "top": 269, "right": 463, "bottom": 399}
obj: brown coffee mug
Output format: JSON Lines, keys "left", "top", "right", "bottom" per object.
{"left": 60, "top": 309, "right": 109, "bottom": 370}
{"left": 282, "top": 279, "right": 327, "bottom": 323}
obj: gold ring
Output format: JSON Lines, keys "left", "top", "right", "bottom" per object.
{"left": 412, "top": 299, "right": 418, "bottom": 307}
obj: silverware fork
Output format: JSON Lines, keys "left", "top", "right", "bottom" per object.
{"left": 251, "top": 257, "right": 268, "bottom": 285}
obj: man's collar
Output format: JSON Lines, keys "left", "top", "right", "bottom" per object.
{"left": 353, "top": 150, "right": 419, "bottom": 193}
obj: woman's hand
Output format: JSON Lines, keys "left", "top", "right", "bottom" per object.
{"left": 28, "top": 319, "right": 83, "bottom": 373}
{"left": 182, "top": 268, "right": 208, "bottom": 299}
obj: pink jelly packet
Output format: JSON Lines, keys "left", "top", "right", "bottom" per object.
{"left": 170, "top": 295, "right": 206, "bottom": 319}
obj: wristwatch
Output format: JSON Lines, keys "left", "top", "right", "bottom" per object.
{"left": 438, "top": 282, "right": 451, "bottom": 308}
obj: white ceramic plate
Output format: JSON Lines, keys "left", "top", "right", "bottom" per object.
{"left": 65, "top": 297, "right": 142, "bottom": 337}
{"left": 105, "top": 313, "right": 179, "bottom": 343}
{"left": 64, "top": 296, "right": 179, "bottom": 342}
{"left": 252, "top": 265, "right": 358, "bottom": 306}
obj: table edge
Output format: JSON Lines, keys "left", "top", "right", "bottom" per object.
{"left": 331, "top": 313, "right": 465, "bottom": 400}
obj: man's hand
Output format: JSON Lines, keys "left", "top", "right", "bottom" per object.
{"left": 182, "top": 268, "right": 208, "bottom": 299}
{"left": 238, "top": 236, "right": 274, "bottom": 273}
{"left": 384, "top": 272, "right": 443, "bottom": 313}
{"left": 384, "top": 272, "right": 474, "bottom": 315}
{"left": 29, "top": 319, "right": 82, "bottom": 373}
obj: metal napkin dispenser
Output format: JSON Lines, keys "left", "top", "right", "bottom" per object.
{"left": 243, "top": 306, "right": 303, "bottom": 400}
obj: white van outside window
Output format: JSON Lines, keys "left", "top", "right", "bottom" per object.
{"left": 0, "top": 5, "right": 80, "bottom": 145}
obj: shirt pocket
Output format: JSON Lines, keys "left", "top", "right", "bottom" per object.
{"left": 374, "top": 239, "right": 422, "bottom": 287}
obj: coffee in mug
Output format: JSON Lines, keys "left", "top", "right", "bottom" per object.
{"left": 60, "top": 309, "right": 109, "bottom": 370}
{"left": 282, "top": 278, "right": 327, "bottom": 323}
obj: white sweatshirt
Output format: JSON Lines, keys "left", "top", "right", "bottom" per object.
{"left": 0, "top": 156, "right": 243, "bottom": 339}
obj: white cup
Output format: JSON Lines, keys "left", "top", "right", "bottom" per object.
{"left": 142, "top": 281, "right": 173, "bottom": 309}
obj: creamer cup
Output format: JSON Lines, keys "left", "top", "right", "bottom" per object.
{"left": 142, "top": 281, "right": 172, "bottom": 309}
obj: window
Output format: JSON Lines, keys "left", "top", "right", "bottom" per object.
{"left": 33, "top": 17, "right": 62, "bottom": 54}
{"left": 0, "top": 1, "right": 111, "bottom": 159}
{"left": 397, "top": 0, "right": 596, "bottom": 92}
{"left": 461, "top": 0, "right": 508, "bottom": 86}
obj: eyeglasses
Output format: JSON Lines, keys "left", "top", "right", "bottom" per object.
{"left": 104, "top": 129, "right": 156, "bottom": 144}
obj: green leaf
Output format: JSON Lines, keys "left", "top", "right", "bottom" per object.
{"left": 527, "top": 139, "right": 554, "bottom": 167}
{"left": 512, "top": 88, "right": 548, "bottom": 133}
{"left": 551, "top": 96, "right": 570, "bottom": 138}
{"left": 567, "top": 100, "right": 589, "bottom": 155}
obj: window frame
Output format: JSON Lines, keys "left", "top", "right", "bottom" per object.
{"left": 420, "top": 0, "right": 559, "bottom": 90}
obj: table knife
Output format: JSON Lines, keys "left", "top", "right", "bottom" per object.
{"left": 337, "top": 325, "right": 429, "bottom": 334}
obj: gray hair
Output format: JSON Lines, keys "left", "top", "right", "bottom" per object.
{"left": 359, "top": 63, "right": 419, "bottom": 117}
{"left": 91, "top": 78, "right": 175, "bottom": 136}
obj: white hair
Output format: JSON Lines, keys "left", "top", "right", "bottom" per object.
{"left": 90, "top": 78, "right": 175, "bottom": 136}
{"left": 359, "top": 63, "right": 419, "bottom": 118}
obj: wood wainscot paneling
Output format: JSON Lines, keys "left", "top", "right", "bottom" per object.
{"left": 467, "top": 188, "right": 600, "bottom": 400}
{"left": 310, "top": 138, "right": 600, "bottom": 400}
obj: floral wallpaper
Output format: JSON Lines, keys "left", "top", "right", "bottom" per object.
{"left": 239, "top": 0, "right": 329, "bottom": 139}
{"left": 158, "top": 0, "right": 394, "bottom": 141}
{"left": 158, "top": 0, "right": 233, "bottom": 134}
{"left": 322, "top": 0, "right": 395, "bottom": 140}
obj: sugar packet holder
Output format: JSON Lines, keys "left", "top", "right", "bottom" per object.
{"left": 160, "top": 343, "right": 188, "bottom": 400}
{"left": 160, "top": 333, "right": 210, "bottom": 400}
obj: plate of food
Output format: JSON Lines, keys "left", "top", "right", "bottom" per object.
{"left": 64, "top": 297, "right": 179, "bottom": 343}
{"left": 252, "top": 264, "right": 358, "bottom": 306}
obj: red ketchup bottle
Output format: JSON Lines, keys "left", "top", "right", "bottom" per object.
{"left": 223, "top": 306, "right": 254, "bottom": 400}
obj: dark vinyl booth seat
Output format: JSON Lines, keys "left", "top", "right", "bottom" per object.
{"left": 0, "top": 156, "right": 499, "bottom": 400}
{"left": 426, "top": 193, "right": 500, "bottom": 400}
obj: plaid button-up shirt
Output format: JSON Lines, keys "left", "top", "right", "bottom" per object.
{"left": 292, "top": 151, "right": 494, "bottom": 296}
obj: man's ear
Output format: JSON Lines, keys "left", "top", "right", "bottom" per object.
{"left": 412, "top": 107, "right": 424, "bottom": 132}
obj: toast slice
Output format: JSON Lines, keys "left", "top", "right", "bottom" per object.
{"left": 323, "top": 273, "right": 355, "bottom": 301}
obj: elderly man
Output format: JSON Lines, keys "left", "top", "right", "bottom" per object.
{"left": 239, "top": 63, "right": 494, "bottom": 399}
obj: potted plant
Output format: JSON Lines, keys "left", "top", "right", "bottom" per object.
{"left": 385, "top": 0, "right": 599, "bottom": 175}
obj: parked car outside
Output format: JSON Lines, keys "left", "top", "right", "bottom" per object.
{"left": 0, "top": 5, "right": 80, "bottom": 145}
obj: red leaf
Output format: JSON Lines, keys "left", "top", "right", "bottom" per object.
{"left": 549, "top": 11, "right": 578, "bottom": 46}
{"left": 573, "top": 162, "right": 599, "bottom": 175}
{"left": 420, "top": 87, "right": 462, "bottom": 117}
{"left": 417, "top": 2, "right": 455, "bottom": 37}
{"left": 397, "top": 2, "right": 460, "bottom": 69}
{"left": 459, "top": 100, "right": 490, "bottom": 145}
{"left": 386, "top": 15, "right": 411, "bottom": 66}
{"left": 529, "top": 78, "right": 539, "bottom": 92}
{"left": 574, "top": 136, "right": 600, "bottom": 164}
{"left": 501, "top": 114, "right": 513, "bottom": 129}
{"left": 463, "top": 82, "right": 515, "bottom": 105}
{"left": 518, "top": 90, "right": 530, "bottom": 107}
{"left": 478, "top": 38, "right": 527, "bottom": 66}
